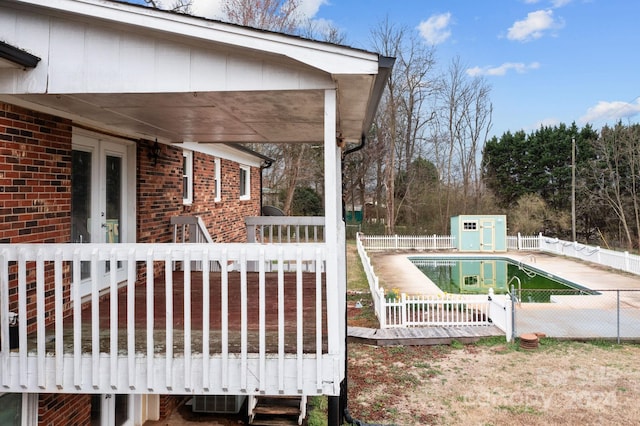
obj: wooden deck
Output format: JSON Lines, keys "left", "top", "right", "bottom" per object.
{"left": 347, "top": 325, "right": 505, "bottom": 346}
{"left": 31, "top": 271, "right": 329, "bottom": 355}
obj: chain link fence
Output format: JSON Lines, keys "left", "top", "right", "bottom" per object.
{"left": 511, "top": 289, "right": 640, "bottom": 343}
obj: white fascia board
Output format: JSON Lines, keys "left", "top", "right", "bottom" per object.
{"left": 178, "top": 142, "right": 265, "bottom": 168}
{"left": 13, "top": 0, "right": 380, "bottom": 76}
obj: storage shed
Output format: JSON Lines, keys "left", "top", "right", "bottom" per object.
{"left": 451, "top": 215, "right": 507, "bottom": 252}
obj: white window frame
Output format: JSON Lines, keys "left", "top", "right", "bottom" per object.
{"left": 183, "top": 150, "right": 193, "bottom": 205}
{"left": 463, "top": 221, "right": 477, "bottom": 231}
{"left": 214, "top": 157, "right": 221, "bottom": 202}
{"left": 239, "top": 164, "right": 250, "bottom": 201}
{"left": 0, "top": 393, "right": 38, "bottom": 426}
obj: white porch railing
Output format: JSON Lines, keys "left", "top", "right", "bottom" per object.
{"left": 246, "top": 217, "right": 326, "bottom": 273}
{"left": 246, "top": 216, "right": 325, "bottom": 244}
{"left": 0, "top": 242, "right": 341, "bottom": 396}
{"left": 172, "top": 216, "right": 214, "bottom": 244}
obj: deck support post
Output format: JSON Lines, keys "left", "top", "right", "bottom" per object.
{"left": 328, "top": 395, "right": 341, "bottom": 426}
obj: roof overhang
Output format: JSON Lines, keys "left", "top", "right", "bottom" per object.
{"left": 0, "top": 0, "right": 393, "bottom": 145}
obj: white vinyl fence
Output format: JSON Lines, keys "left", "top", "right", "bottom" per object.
{"left": 362, "top": 232, "right": 640, "bottom": 278}
{"left": 358, "top": 234, "right": 455, "bottom": 251}
{"left": 385, "top": 293, "right": 492, "bottom": 328}
{"left": 355, "top": 234, "right": 510, "bottom": 331}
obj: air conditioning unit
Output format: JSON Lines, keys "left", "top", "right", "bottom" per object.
{"left": 191, "top": 395, "right": 246, "bottom": 414}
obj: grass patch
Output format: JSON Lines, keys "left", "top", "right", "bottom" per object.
{"left": 346, "top": 240, "right": 380, "bottom": 328}
{"left": 497, "top": 404, "right": 542, "bottom": 416}
{"left": 346, "top": 240, "right": 369, "bottom": 292}
{"left": 450, "top": 340, "right": 464, "bottom": 349}
{"left": 306, "top": 396, "right": 327, "bottom": 426}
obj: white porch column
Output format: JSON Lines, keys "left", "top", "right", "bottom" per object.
{"left": 323, "top": 89, "right": 343, "bottom": 371}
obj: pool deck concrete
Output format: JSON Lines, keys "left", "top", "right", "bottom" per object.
{"left": 356, "top": 251, "right": 640, "bottom": 342}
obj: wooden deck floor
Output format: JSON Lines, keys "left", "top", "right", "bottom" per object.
{"left": 33, "top": 271, "right": 329, "bottom": 354}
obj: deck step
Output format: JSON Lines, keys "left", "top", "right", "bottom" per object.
{"left": 250, "top": 416, "right": 300, "bottom": 426}
{"left": 249, "top": 396, "right": 306, "bottom": 425}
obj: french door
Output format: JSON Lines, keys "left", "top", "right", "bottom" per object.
{"left": 71, "top": 131, "right": 134, "bottom": 298}
{"left": 91, "top": 394, "right": 133, "bottom": 426}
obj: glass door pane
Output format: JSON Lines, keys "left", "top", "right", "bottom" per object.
{"left": 105, "top": 155, "right": 122, "bottom": 273}
{"left": 114, "top": 394, "right": 129, "bottom": 426}
{"left": 72, "top": 150, "right": 92, "bottom": 279}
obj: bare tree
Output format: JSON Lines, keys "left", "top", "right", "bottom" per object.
{"left": 369, "top": 18, "right": 403, "bottom": 234}
{"left": 144, "top": 0, "right": 192, "bottom": 13}
{"left": 584, "top": 124, "right": 635, "bottom": 249}
{"left": 431, "top": 57, "right": 492, "bottom": 226}
{"left": 369, "top": 18, "right": 440, "bottom": 233}
{"left": 222, "top": 0, "right": 301, "bottom": 33}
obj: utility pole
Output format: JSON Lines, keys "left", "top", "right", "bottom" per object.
{"left": 571, "top": 136, "right": 576, "bottom": 242}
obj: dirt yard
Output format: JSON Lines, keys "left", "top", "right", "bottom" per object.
{"left": 344, "top": 245, "right": 640, "bottom": 425}
{"left": 346, "top": 338, "right": 640, "bottom": 425}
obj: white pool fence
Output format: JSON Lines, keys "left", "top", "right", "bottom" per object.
{"left": 356, "top": 232, "right": 640, "bottom": 341}
{"left": 360, "top": 232, "right": 640, "bottom": 277}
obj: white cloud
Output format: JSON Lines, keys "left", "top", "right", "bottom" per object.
{"left": 296, "top": 0, "right": 328, "bottom": 19}
{"left": 417, "top": 12, "right": 452, "bottom": 45}
{"left": 191, "top": 0, "right": 224, "bottom": 19}
{"left": 579, "top": 99, "right": 640, "bottom": 124}
{"left": 190, "top": 0, "right": 327, "bottom": 21}
{"left": 551, "top": 0, "right": 572, "bottom": 7}
{"left": 507, "top": 9, "right": 561, "bottom": 42}
{"left": 523, "top": 0, "right": 571, "bottom": 6}
{"left": 466, "top": 62, "right": 540, "bottom": 77}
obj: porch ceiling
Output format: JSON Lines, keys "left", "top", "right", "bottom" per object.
{"left": 6, "top": 89, "right": 338, "bottom": 144}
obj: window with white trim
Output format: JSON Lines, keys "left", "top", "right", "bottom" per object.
{"left": 463, "top": 221, "right": 477, "bottom": 231}
{"left": 183, "top": 150, "right": 193, "bottom": 205}
{"left": 239, "top": 165, "right": 250, "bottom": 201}
{"left": 213, "top": 158, "right": 221, "bottom": 202}
{"left": 463, "top": 275, "right": 479, "bottom": 286}
{"left": 0, "top": 393, "right": 37, "bottom": 425}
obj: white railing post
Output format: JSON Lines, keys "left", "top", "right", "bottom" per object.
{"left": 379, "top": 288, "right": 387, "bottom": 329}
{"left": 625, "top": 251, "right": 630, "bottom": 273}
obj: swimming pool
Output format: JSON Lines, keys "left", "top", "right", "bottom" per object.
{"left": 408, "top": 256, "right": 595, "bottom": 302}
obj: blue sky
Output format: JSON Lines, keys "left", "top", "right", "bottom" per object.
{"left": 129, "top": 0, "right": 640, "bottom": 139}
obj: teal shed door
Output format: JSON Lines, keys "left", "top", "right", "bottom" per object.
{"left": 480, "top": 219, "right": 495, "bottom": 252}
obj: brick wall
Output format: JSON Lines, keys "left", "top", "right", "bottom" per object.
{"left": 38, "top": 393, "right": 91, "bottom": 425}
{"left": 137, "top": 143, "right": 261, "bottom": 244}
{"left": 190, "top": 153, "right": 261, "bottom": 242}
{"left": 136, "top": 139, "right": 184, "bottom": 244}
{"left": 0, "top": 103, "right": 73, "bottom": 330}
{"left": 0, "top": 102, "right": 72, "bottom": 244}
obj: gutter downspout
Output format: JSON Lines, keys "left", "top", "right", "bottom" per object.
{"left": 340, "top": 133, "right": 364, "bottom": 425}
{"left": 339, "top": 145, "right": 395, "bottom": 426}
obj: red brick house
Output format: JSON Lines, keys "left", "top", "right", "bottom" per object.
{"left": 0, "top": 1, "right": 392, "bottom": 425}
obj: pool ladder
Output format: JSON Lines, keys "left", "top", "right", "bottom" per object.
{"left": 508, "top": 275, "right": 522, "bottom": 305}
